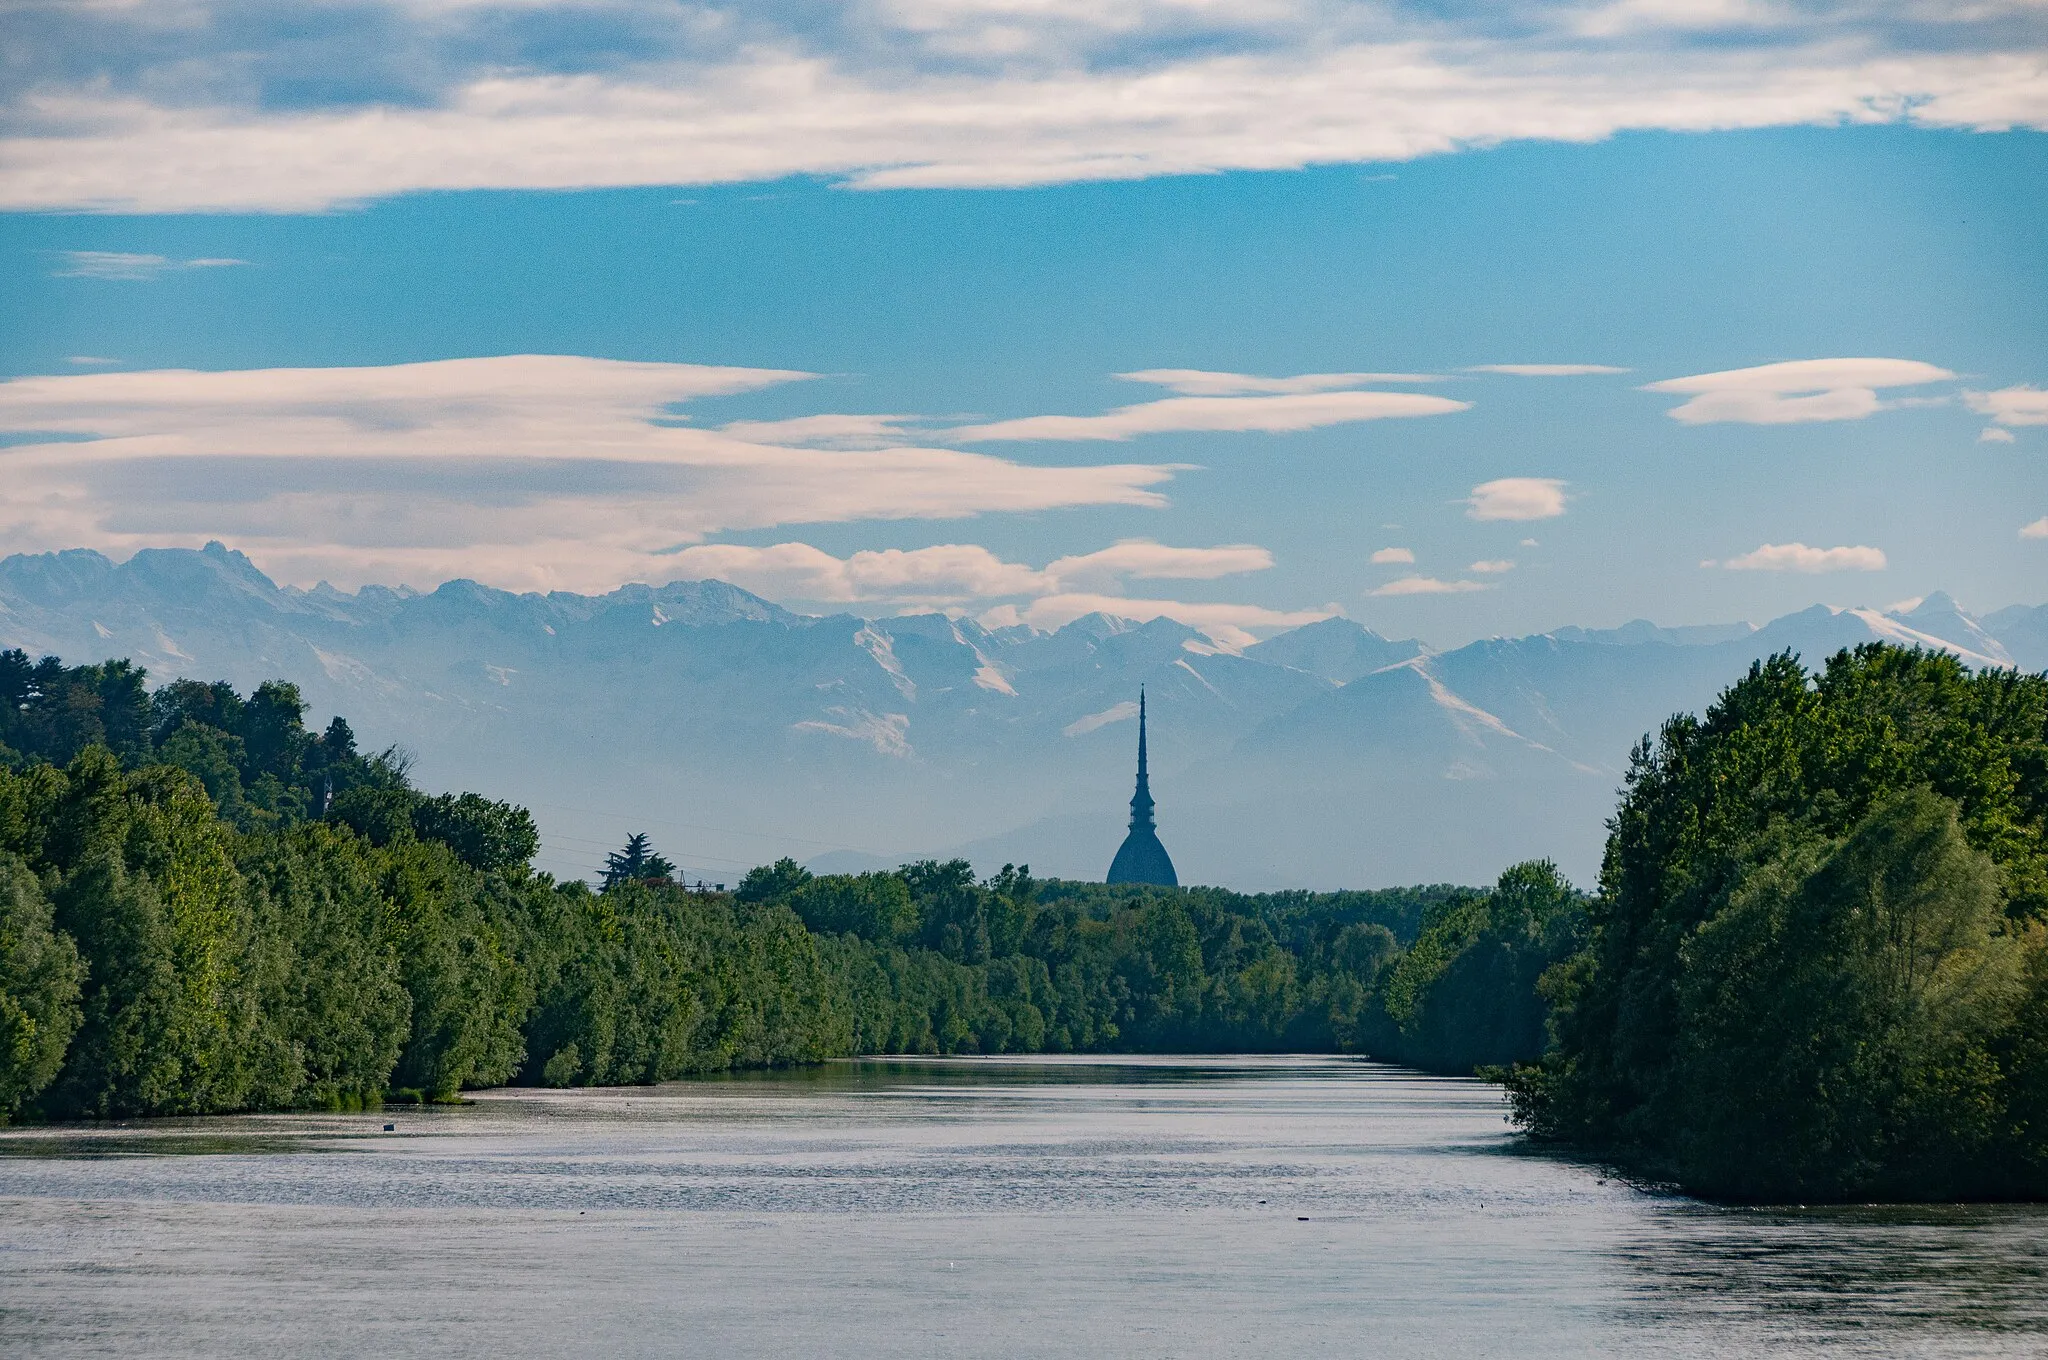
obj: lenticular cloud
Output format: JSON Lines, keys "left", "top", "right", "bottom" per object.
{"left": 1643, "top": 359, "right": 1956, "bottom": 424}
{"left": 2, "top": 3, "right": 2044, "bottom": 211}
{"left": 0, "top": 355, "right": 1179, "bottom": 593}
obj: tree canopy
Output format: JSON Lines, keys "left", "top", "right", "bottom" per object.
{"left": 1506, "top": 644, "right": 2048, "bottom": 1200}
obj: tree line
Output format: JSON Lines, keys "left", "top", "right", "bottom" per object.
{"left": 8, "top": 641, "right": 2046, "bottom": 1204}
{"left": 0, "top": 647, "right": 1581, "bottom": 1122}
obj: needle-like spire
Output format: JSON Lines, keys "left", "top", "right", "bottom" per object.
{"left": 1106, "top": 686, "right": 1177, "bottom": 886}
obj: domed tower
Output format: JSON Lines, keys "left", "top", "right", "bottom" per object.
{"left": 1106, "top": 688, "right": 1178, "bottom": 886}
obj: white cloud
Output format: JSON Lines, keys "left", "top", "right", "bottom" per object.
{"left": 1001, "top": 593, "right": 1334, "bottom": 649}
{"left": 661, "top": 536, "right": 1273, "bottom": 607}
{"left": 1519, "top": 538, "right": 1539, "bottom": 547}
{"left": 1642, "top": 358, "right": 1955, "bottom": 424}
{"left": 1465, "top": 364, "right": 1630, "bottom": 376}
{"left": 10, "top": 6, "right": 2042, "bottom": 211}
{"left": 946, "top": 389, "right": 1468, "bottom": 441}
{"left": 0, "top": 355, "right": 1179, "bottom": 592}
{"left": 1370, "top": 546, "right": 1414, "bottom": 564}
{"left": 1718, "top": 542, "right": 1888, "bottom": 572}
{"left": 53, "top": 251, "right": 248, "bottom": 280}
{"left": 64, "top": 355, "right": 121, "bottom": 366}
{"left": 1119, "top": 369, "right": 1441, "bottom": 395}
{"left": 2022, "top": 517, "right": 2048, "bottom": 540}
{"left": 1370, "top": 576, "right": 1489, "bottom": 596}
{"left": 1466, "top": 477, "right": 1568, "bottom": 521}
{"left": 664, "top": 542, "right": 1045, "bottom": 605}
{"left": 1980, "top": 426, "right": 2018, "bottom": 443}
{"left": 1043, "top": 539, "right": 1273, "bottom": 585}
{"left": 1468, "top": 559, "right": 1516, "bottom": 573}
{"left": 1966, "top": 385, "right": 2048, "bottom": 426}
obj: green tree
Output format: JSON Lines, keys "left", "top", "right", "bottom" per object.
{"left": 1670, "top": 791, "right": 2024, "bottom": 1199}
{"left": 1508, "top": 645, "right": 2048, "bottom": 1200}
{"left": 602, "top": 833, "right": 676, "bottom": 891}
{"left": 0, "top": 853, "right": 84, "bottom": 1122}
{"left": 412, "top": 792, "right": 540, "bottom": 873}
{"left": 241, "top": 823, "right": 412, "bottom": 1108}
{"left": 40, "top": 753, "right": 291, "bottom": 1118}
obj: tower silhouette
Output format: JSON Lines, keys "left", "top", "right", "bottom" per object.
{"left": 1106, "top": 688, "right": 1178, "bottom": 886}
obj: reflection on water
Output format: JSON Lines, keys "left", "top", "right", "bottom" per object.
{"left": 0, "top": 1055, "right": 2040, "bottom": 1358}
{"left": 1623, "top": 1203, "right": 2048, "bottom": 1346}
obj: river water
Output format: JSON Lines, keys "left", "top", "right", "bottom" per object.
{"left": 1, "top": 1055, "right": 2043, "bottom": 1357}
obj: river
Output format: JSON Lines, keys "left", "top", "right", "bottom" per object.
{"left": 1, "top": 1055, "right": 2043, "bottom": 1357}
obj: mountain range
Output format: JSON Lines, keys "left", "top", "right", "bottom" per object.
{"left": 2, "top": 543, "right": 2040, "bottom": 890}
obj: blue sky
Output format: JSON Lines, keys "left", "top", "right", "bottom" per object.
{"left": 1, "top": 2, "right": 2044, "bottom": 645}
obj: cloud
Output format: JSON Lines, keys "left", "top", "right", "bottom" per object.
{"left": 64, "top": 356, "right": 121, "bottom": 367}
{"left": 1642, "top": 358, "right": 1955, "bottom": 424}
{"left": 8, "top": 5, "right": 2043, "bottom": 211}
{"left": 53, "top": 251, "right": 249, "bottom": 280}
{"left": 1370, "top": 546, "right": 1414, "bottom": 564}
{"left": 999, "top": 593, "right": 1335, "bottom": 649}
{"left": 1466, "top": 477, "right": 1567, "bottom": 521}
{"left": 661, "top": 537, "right": 1274, "bottom": 607}
{"left": 1980, "top": 426, "right": 2018, "bottom": 443}
{"left": 946, "top": 388, "right": 1469, "bottom": 442}
{"left": 1119, "top": 370, "right": 1442, "bottom": 395}
{"left": 666, "top": 542, "right": 1043, "bottom": 604}
{"left": 0, "top": 355, "right": 1179, "bottom": 592}
{"left": 1519, "top": 538, "right": 1539, "bottom": 547}
{"left": 2023, "top": 517, "right": 2048, "bottom": 540}
{"left": 1370, "top": 576, "right": 1489, "bottom": 596}
{"left": 1465, "top": 364, "right": 1630, "bottom": 376}
{"left": 1043, "top": 539, "right": 1273, "bottom": 586}
{"left": 1468, "top": 559, "right": 1516, "bottom": 573}
{"left": 1716, "top": 542, "right": 1888, "bottom": 572}
{"left": 1966, "top": 385, "right": 2048, "bottom": 427}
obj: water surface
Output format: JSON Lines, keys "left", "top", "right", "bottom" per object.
{"left": 1, "top": 1056, "right": 2042, "bottom": 1357}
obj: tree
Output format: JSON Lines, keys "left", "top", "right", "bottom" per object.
{"left": 412, "top": 792, "right": 539, "bottom": 873}
{"left": 1669, "top": 791, "right": 2023, "bottom": 1199}
{"left": 0, "top": 853, "right": 84, "bottom": 1122}
{"left": 602, "top": 833, "right": 676, "bottom": 891}
{"left": 1507, "top": 645, "right": 2048, "bottom": 1200}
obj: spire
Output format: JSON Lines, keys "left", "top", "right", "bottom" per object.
{"left": 1107, "top": 686, "right": 1176, "bottom": 886}
{"left": 1129, "top": 686, "right": 1155, "bottom": 833}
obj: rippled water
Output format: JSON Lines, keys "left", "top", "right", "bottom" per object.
{"left": 1, "top": 1056, "right": 2043, "bottom": 1357}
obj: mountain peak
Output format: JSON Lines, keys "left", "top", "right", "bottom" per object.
{"left": 1247, "top": 615, "right": 1423, "bottom": 684}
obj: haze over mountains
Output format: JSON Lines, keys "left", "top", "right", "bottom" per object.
{"left": 2, "top": 543, "right": 2041, "bottom": 890}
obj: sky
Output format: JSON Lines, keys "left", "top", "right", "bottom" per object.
{"left": 2, "top": 1, "right": 2045, "bottom": 648}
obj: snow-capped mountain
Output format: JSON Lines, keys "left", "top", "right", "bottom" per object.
{"left": 2, "top": 543, "right": 2039, "bottom": 889}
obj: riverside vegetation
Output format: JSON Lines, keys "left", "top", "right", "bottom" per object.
{"left": 2, "top": 642, "right": 2046, "bottom": 1202}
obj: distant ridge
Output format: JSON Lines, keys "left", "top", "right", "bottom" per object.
{"left": 2, "top": 543, "right": 2042, "bottom": 889}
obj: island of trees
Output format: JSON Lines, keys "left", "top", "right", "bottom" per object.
{"left": 1, "top": 641, "right": 2044, "bottom": 1202}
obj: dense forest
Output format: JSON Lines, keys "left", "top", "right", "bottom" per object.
{"left": 9, "top": 642, "right": 2048, "bottom": 1206}
{"left": 1505, "top": 645, "right": 2048, "bottom": 1201}
{"left": 0, "top": 648, "right": 1574, "bottom": 1122}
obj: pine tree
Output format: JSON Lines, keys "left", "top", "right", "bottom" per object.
{"left": 602, "top": 833, "right": 676, "bottom": 891}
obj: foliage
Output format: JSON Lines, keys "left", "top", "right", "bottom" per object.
{"left": 1506, "top": 645, "right": 2048, "bottom": 1200}
{"left": 1372, "top": 860, "right": 1587, "bottom": 1074}
{"left": 0, "top": 650, "right": 1597, "bottom": 1131}
{"left": 0, "top": 853, "right": 83, "bottom": 1123}
{"left": 601, "top": 833, "right": 676, "bottom": 891}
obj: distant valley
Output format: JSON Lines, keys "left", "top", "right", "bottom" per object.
{"left": 3, "top": 543, "right": 2041, "bottom": 890}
